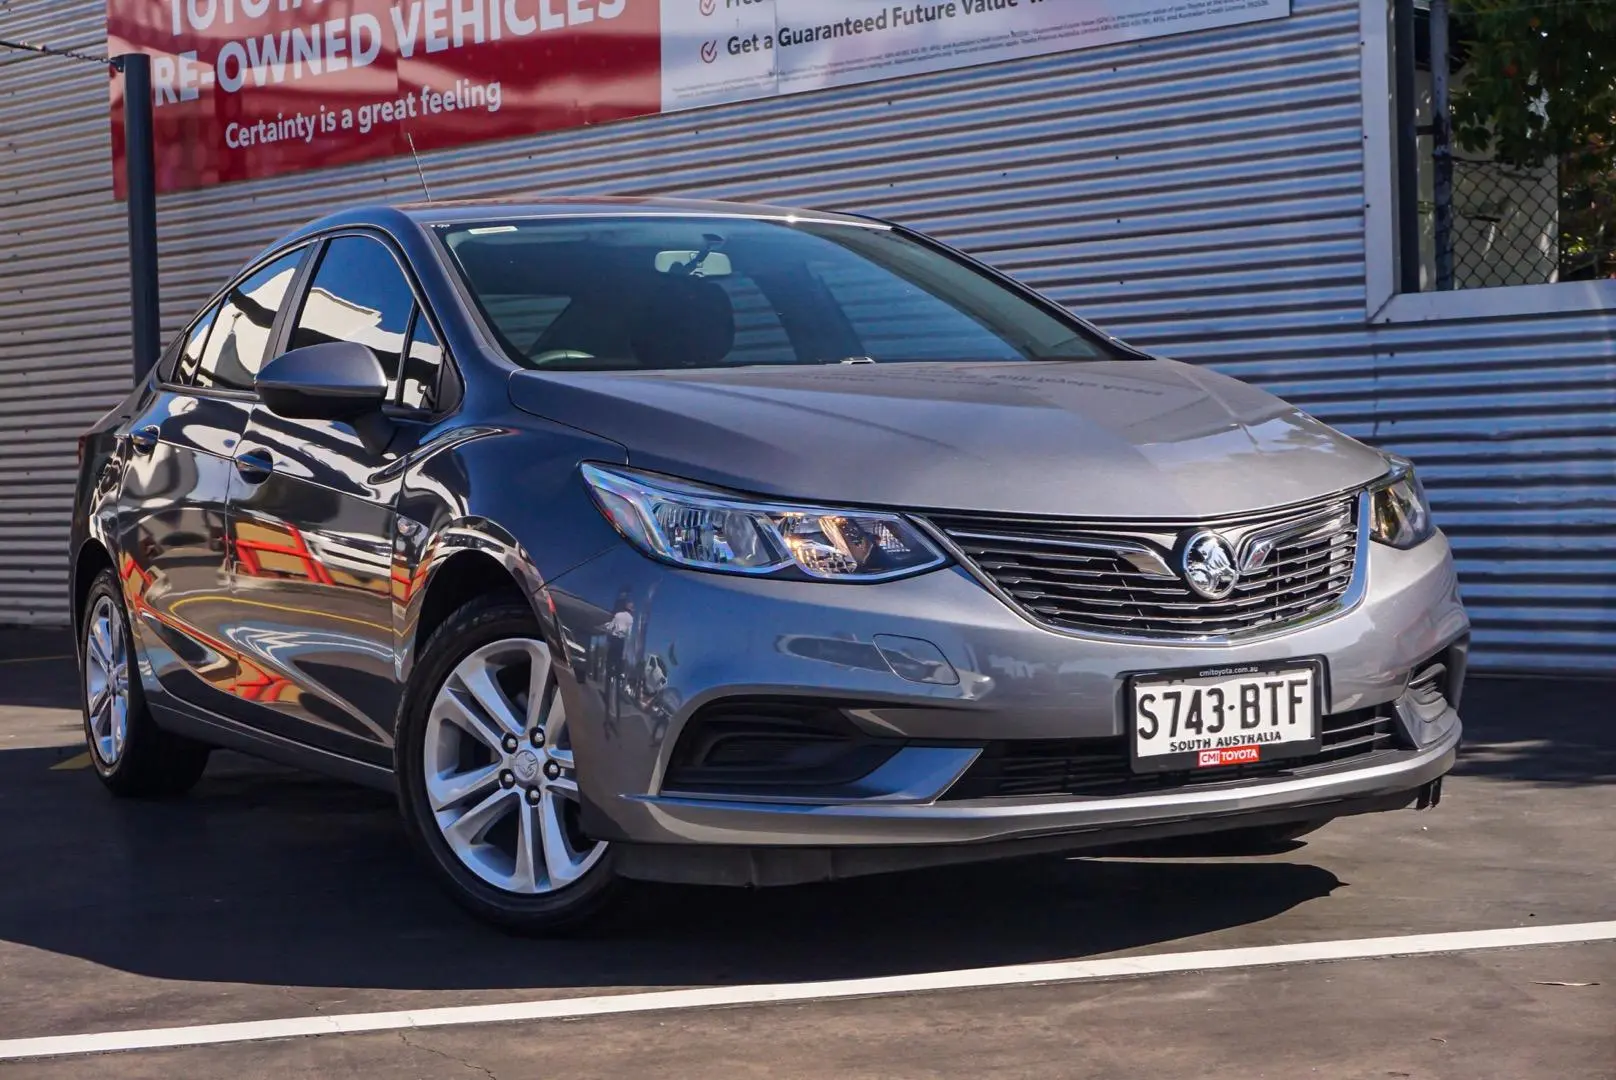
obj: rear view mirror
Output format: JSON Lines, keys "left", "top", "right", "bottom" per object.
{"left": 256, "top": 341, "right": 389, "bottom": 421}
{"left": 655, "top": 250, "right": 732, "bottom": 277}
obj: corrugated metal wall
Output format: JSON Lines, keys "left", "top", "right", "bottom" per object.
{"left": 2, "top": 0, "right": 1612, "bottom": 672}
{"left": 0, "top": 1, "right": 130, "bottom": 622}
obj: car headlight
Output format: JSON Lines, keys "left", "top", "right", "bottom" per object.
{"left": 581, "top": 464, "right": 948, "bottom": 581}
{"left": 1369, "top": 459, "right": 1435, "bottom": 549}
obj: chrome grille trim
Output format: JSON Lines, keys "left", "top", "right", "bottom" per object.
{"left": 922, "top": 491, "right": 1368, "bottom": 644}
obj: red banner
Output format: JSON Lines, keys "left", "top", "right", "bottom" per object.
{"left": 108, "top": 0, "right": 662, "bottom": 196}
{"left": 109, "top": 0, "right": 1291, "bottom": 197}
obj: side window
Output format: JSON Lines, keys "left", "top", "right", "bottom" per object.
{"left": 399, "top": 314, "right": 442, "bottom": 411}
{"left": 290, "top": 235, "right": 415, "bottom": 391}
{"left": 173, "top": 303, "right": 222, "bottom": 385}
{"left": 193, "top": 249, "right": 306, "bottom": 392}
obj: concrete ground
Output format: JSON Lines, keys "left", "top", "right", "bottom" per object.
{"left": 0, "top": 627, "right": 1611, "bottom": 1078}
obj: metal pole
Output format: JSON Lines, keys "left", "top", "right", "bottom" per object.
{"left": 1430, "top": 0, "right": 1454, "bottom": 290}
{"left": 120, "top": 53, "right": 161, "bottom": 381}
{"left": 1393, "top": 0, "right": 1423, "bottom": 294}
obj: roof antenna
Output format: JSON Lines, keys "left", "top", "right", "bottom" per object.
{"left": 404, "top": 131, "right": 434, "bottom": 204}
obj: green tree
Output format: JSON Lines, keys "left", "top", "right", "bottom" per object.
{"left": 1451, "top": 0, "right": 1616, "bottom": 167}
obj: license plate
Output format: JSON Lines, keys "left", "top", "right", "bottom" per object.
{"left": 1128, "top": 659, "right": 1323, "bottom": 773}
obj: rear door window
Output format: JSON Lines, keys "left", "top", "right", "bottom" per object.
{"left": 173, "top": 303, "right": 222, "bottom": 386}
{"left": 290, "top": 235, "right": 416, "bottom": 393}
{"left": 192, "top": 249, "right": 307, "bottom": 392}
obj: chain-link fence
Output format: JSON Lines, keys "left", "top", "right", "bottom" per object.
{"left": 1440, "top": 158, "right": 1559, "bottom": 289}
{"left": 1427, "top": 157, "right": 1616, "bottom": 289}
{"left": 1557, "top": 164, "right": 1616, "bottom": 282}
{"left": 1425, "top": 157, "right": 1616, "bottom": 288}
{"left": 1411, "top": 0, "right": 1616, "bottom": 291}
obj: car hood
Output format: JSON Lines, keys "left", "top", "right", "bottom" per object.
{"left": 507, "top": 359, "right": 1390, "bottom": 518}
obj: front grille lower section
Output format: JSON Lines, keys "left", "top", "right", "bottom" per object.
{"left": 926, "top": 497, "right": 1360, "bottom": 640}
{"left": 661, "top": 699, "right": 901, "bottom": 797}
{"left": 940, "top": 707, "right": 1403, "bottom": 801}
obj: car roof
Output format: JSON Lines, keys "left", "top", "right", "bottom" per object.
{"left": 402, "top": 195, "right": 882, "bottom": 227}
{"left": 289, "top": 196, "right": 886, "bottom": 241}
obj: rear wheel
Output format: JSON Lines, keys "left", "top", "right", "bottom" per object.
{"left": 80, "top": 568, "right": 211, "bottom": 797}
{"left": 396, "top": 595, "right": 619, "bottom": 933}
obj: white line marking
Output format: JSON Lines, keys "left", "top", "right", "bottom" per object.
{"left": 2, "top": 921, "right": 1612, "bottom": 1062}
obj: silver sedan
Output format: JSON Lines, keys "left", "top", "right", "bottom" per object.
{"left": 71, "top": 197, "right": 1466, "bottom": 931}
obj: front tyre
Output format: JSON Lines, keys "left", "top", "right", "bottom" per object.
{"left": 396, "top": 596, "right": 618, "bottom": 933}
{"left": 80, "top": 567, "right": 211, "bottom": 797}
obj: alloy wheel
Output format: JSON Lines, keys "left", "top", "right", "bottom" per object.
{"left": 423, "top": 637, "right": 606, "bottom": 895}
{"left": 84, "top": 594, "right": 131, "bottom": 767}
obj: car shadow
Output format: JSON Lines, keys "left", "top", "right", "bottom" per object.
{"left": 0, "top": 671, "right": 1607, "bottom": 995}
{"left": 0, "top": 742, "right": 1343, "bottom": 993}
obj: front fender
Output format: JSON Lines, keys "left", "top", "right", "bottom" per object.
{"left": 392, "top": 418, "right": 630, "bottom": 683}
{"left": 400, "top": 516, "right": 555, "bottom": 654}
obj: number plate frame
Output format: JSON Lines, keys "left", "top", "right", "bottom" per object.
{"left": 1124, "top": 657, "right": 1327, "bottom": 775}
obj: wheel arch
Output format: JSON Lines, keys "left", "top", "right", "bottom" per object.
{"left": 400, "top": 519, "right": 560, "bottom": 686}
{"left": 410, "top": 549, "right": 527, "bottom": 655}
{"left": 71, "top": 538, "right": 117, "bottom": 638}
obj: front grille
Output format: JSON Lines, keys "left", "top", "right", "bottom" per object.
{"left": 926, "top": 497, "right": 1360, "bottom": 640}
{"left": 940, "top": 707, "right": 1402, "bottom": 801}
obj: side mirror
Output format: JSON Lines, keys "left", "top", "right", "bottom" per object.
{"left": 256, "top": 341, "right": 388, "bottom": 421}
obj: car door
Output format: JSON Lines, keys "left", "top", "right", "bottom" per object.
{"left": 115, "top": 246, "right": 310, "bottom": 711}
{"left": 223, "top": 232, "right": 448, "bottom": 764}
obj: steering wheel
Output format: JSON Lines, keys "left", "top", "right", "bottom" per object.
{"left": 529, "top": 349, "right": 597, "bottom": 367}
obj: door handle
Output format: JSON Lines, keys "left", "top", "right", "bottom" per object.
{"left": 127, "top": 425, "right": 159, "bottom": 455}
{"left": 234, "top": 448, "right": 274, "bottom": 484}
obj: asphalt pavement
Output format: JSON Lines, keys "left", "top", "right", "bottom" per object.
{"left": 0, "top": 627, "right": 1611, "bottom": 1078}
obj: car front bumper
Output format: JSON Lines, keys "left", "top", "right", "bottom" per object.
{"left": 545, "top": 529, "right": 1469, "bottom": 884}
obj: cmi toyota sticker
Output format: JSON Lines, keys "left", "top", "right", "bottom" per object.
{"left": 1198, "top": 746, "right": 1262, "bottom": 767}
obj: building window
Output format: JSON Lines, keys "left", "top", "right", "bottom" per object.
{"left": 1393, "top": 0, "right": 1612, "bottom": 294}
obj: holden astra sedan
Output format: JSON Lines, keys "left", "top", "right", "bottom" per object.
{"left": 71, "top": 197, "right": 1468, "bottom": 931}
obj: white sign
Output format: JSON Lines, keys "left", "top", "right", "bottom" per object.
{"left": 660, "top": 0, "right": 1292, "bottom": 112}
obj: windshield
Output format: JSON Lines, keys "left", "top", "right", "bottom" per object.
{"left": 435, "top": 215, "right": 1123, "bottom": 371}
